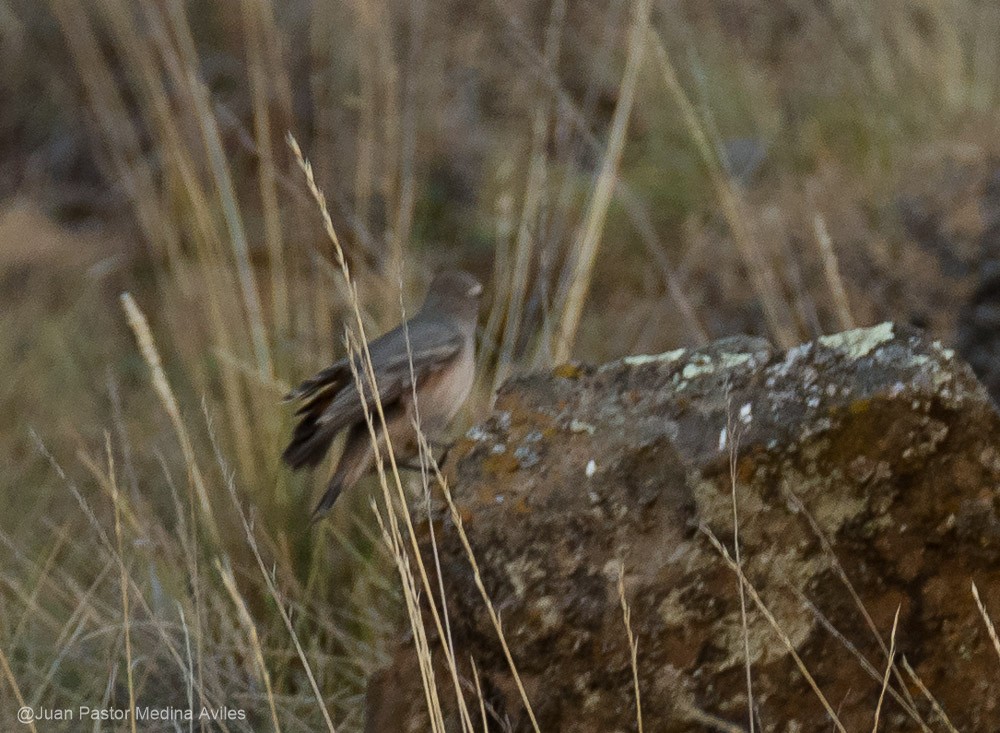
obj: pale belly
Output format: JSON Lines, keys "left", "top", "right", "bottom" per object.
{"left": 385, "top": 342, "right": 475, "bottom": 457}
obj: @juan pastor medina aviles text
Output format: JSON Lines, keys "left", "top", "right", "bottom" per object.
{"left": 17, "top": 705, "right": 247, "bottom": 723}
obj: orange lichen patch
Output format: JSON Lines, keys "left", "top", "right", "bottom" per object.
{"left": 513, "top": 497, "right": 531, "bottom": 515}
{"left": 483, "top": 452, "right": 520, "bottom": 475}
{"left": 848, "top": 398, "right": 871, "bottom": 415}
{"left": 821, "top": 400, "right": 901, "bottom": 464}
{"left": 455, "top": 504, "right": 474, "bottom": 524}
{"left": 476, "top": 486, "right": 501, "bottom": 504}
{"left": 449, "top": 438, "right": 478, "bottom": 463}
{"left": 552, "top": 363, "right": 584, "bottom": 380}
{"left": 504, "top": 405, "right": 558, "bottom": 438}
{"left": 736, "top": 455, "right": 756, "bottom": 485}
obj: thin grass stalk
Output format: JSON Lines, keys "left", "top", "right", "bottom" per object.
{"left": 9, "top": 523, "right": 77, "bottom": 644}
{"left": 552, "top": 0, "right": 652, "bottom": 363}
{"left": 0, "top": 640, "right": 36, "bottom": 733}
{"left": 163, "top": 2, "right": 273, "bottom": 380}
{"left": 344, "top": 332, "right": 474, "bottom": 733}
{"left": 31, "top": 434, "right": 223, "bottom": 714}
{"left": 290, "top": 135, "right": 478, "bottom": 729}
{"left": 371, "top": 504, "right": 449, "bottom": 733}
{"left": 177, "top": 603, "right": 195, "bottom": 732}
{"left": 701, "top": 526, "right": 847, "bottom": 733}
{"left": 241, "top": 0, "right": 289, "bottom": 335}
{"left": 106, "top": 435, "right": 137, "bottom": 733}
{"left": 470, "top": 658, "right": 490, "bottom": 733}
{"left": 77, "top": 451, "right": 144, "bottom": 537}
{"left": 649, "top": 31, "right": 798, "bottom": 348}
{"left": 374, "top": 3, "right": 403, "bottom": 276}
{"left": 48, "top": 0, "right": 180, "bottom": 260}
{"left": 96, "top": 0, "right": 260, "bottom": 481}
{"left": 813, "top": 214, "right": 855, "bottom": 331}
{"left": 480, "top": 3, "right": 710, "bottom": 352}
{"left": 216, "top": 559, "right": 283, "bottom": 732}
{"left": 0, "top": 523, "right": 111, "bottom": 631}
{"left": 392, "top": 0, "right": 423, "bottom": 279}
{"left": 972, "top": 581, "right": 1000, "bottom": 666}
{"left": 617, "top": 568, "right": 643, "bottom": 733}
{"left": 781, "top": 482, "right": 924, "bottom": 718}
{"left": 423, "top": 445, "right": 541, "bottom": 732}
{"left": 120, "top": 293, "right": 222, "bottom": 547}
{"left": 29, "top": 561, "right": 115, "bottom": 707}
{"left": 901, "top": 657, "right": 961, "bottom": 733}
{"left": 725, "top": 409, "right": 754, "bottom": 733}
{"left": 493, "top": 0, "right": 565, "bottom": 393}
{"left": 353, "top": 0, "right": 377, "bottom": 229}
{"left": 794, "top": 591, "right": 929, "bottom": 730}
{"left": 871, "top": 605, "right": 900, "bottom": 732}
{"left": 207, "top": 410, "right": 338, "bottom": 733}
{"left": 401, "top": 288, "right": 470, "bottom": 725}
{"left": 161, "top": 439, "right": 208, "bottom": 723}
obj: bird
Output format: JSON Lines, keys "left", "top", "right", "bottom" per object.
{"left": 282, "top": 270, "right": 482, "bottom": 520}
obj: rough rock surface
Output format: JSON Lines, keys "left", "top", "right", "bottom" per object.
{"left": 368, "top": 323, "right": 1000, "bottom": 732}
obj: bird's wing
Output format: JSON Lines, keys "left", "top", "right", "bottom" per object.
{"left": 319, "top": 318, "right": 463, "bottom": 430}
{"left": 282, "top": 318, "right": 462, "bottom": 469}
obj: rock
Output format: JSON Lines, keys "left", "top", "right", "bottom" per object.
{"left": 368, "top": 324, "right": 1000, "bottom": 732}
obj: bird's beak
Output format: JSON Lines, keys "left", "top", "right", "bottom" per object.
{"left": 468, "top": 283, "right": 483, "bottom": 297}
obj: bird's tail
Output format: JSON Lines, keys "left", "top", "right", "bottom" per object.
{"left": 310, "top": 473, "right": 346, "bottom": 524}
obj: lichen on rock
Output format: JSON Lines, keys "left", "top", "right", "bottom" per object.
{"left": 368, "top": 323, "right": 1000, "bottom": 732}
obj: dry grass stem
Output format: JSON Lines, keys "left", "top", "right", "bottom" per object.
{"left": 871, "top": 604, "right": 900, "bottom": 732}
{"left": 120, "top": 292, "right": 222, "bottom": 546}
{"left": 781, "top": 482, "right": 923, "bottom": 717}
{"left": 106, "top": 435, "right": 137, "bottom": 733}
{"left": 794, "top": 590, "right": 929, "bottom": 730}
{"left": 291, "top": 135, "right": 477, "bottom": 731}
{"left": 207, "top": 409, "right": 337, "bottom": 733}
{"left": 470, "top": 658, "right": 491, "bottom": 733}
{"left": 813, "top": 213, "right": 856, "bottom": 331}
{"left": 901, "top": 657, "right": 961, "bottom": 733}
{"left": 617, "top": 568, "right": 643, "bottom": 733}
{"left": 972, "top": 581, "right": 1000, "bottom": 666}
{"left": 421, "top": 440, "right": 541, "bottom": 732}
{"left": 552, "top": 0, "right": 652, "bottom": 362}
{"left": 726, "top": 407, "right": 754, "bottom": 733}
{"left": 216, "top": 558, "right": 283, "bottom": 732}
{"left": 0, "top": 639, "right": 37, "bottom": 733}
{"left": 701, "top": 526, "right": 847, "bottom": 733}
{"left": 650, "top": 31, "right": 798, "bottom": 348}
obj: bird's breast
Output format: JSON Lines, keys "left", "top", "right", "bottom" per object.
{"left": 412, "top": 341, "right": 475, "bottom": 433}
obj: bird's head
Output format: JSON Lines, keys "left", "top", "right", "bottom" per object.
{"left": 422, "top": 269, "right": 483, "bottom": 326}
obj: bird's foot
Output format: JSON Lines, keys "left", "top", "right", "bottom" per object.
{"left": 396, "top": 441, "right": 454, "bottom": 473}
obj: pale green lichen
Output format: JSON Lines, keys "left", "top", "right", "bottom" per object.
{"left": 818, "top": 322, "right": 894, "bottom": 359}
{"left": 718, "top": 351, "right": 754, "bottom": 369}
{"left": 619, "top": 348, "right": 687, "bottom": 368}
{"left": 681, "top": 357, "right": 716, "bottom": 380}
{"left": 504, "top": 556, "right": 544, "bottom": 600}
{"left": 533, "top": 596, "right": 563, "bottom": 633}
{"left": 932, "top": 340, "right": 956, "bottom": 360}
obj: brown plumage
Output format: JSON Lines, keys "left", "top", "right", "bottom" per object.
{"left": 282, "top": 270, "right": 482, "bottom": 520}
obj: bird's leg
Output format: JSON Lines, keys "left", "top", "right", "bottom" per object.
{"left": 429, "top": 440, "right": 454, "bottom": 467}
{"left": 395, "top": 441, "right": 455, "bottom": 473}
{"left": 395, "top": 458, "right": 426, "bottom": 472}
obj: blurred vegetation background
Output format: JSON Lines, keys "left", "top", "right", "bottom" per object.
{"left": 4, "top": 0, "right": 1000, "bottom": 729}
